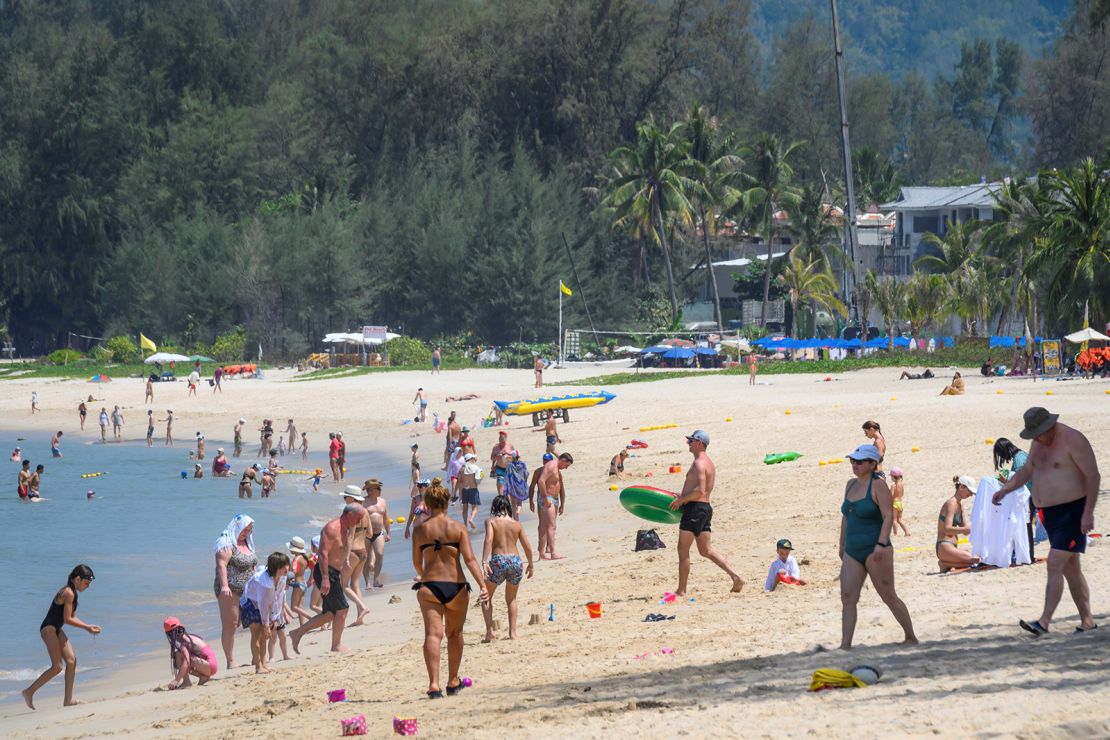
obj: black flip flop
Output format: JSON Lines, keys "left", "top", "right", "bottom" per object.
{"left": 1075, "top": 624, "right": 1099, "bottom": 633}
{"left": 446, "top": 681, "right": 466, "bottom": 696}
{"left": 427, "top": 690, "right": 444, "bottom": 699}
{"left": 1019, "top": 619, "right": 1048, "bottom": 637}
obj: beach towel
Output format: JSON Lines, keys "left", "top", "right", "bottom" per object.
{"left": 970, "top": 477, "right": 1031, "bottom": 567}
{"left": 505, "top": 460, "right": 529, "bottom": 501}
{"left": 809, "top": 668, "right": 866, "bottom": 691}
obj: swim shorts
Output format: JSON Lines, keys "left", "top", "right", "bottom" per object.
{"left": 51, "top": 449, "right": 61, "bottom": 457}
{"left": 679, "top": 501, "right": 713, "bottom": 536}
{"left": 487, "top": 554, "right": 524, "bottom": 586}
{"left": 313, "top": 563, "right": 350, "bottom": 614}
{"left": 147, "top": 427, "right": 154, "bottom": 439}
{"left": 462, "top": 487, "right": 481, "bottom": 506}
{"left": 1041, "top": 497, "right": 1087, "bottom": 553}
{"left": 494, "top": 467, "right": 507, "bottom": 483}
{"left": 546, "top": 435, "right": 557, "bottom": 446}
{"left": 238, "top": 597, "right": 263, "bottom": 627}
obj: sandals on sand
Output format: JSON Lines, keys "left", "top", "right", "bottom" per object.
{"left": 427, "top": 690, "right": 444, "bottom": 699}
{"left": 643, "top": 613, "right": 675, "bottom": 623}
{"left": 446, "top": 681, "right": 466, "bottom": 696}
{"left": 1075, "top": 624, "right": 1099, "bottom": 633}
{"left": 1019, "top": 619, "right": 1048, "bottom": 637}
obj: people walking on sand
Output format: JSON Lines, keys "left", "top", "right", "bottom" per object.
{"left": 111, "top": 405, "right": 124, "bottom": 441}
{"left": 889, "top": 468, "right": 909, "bottom": 535}
{"left": 489, "top": 431, "right": 513, "bottom": 495}
{"left": 480, "top": 494, "right": 533, "bottom": 641}
{"left": 459, "top": 454, "right": 483, "bottom": 531}
{"left": 838, "top": 443, "right": 917, "bottom": 649}
{"left": 937, "top": 475, "right": 979, "bottom": 571}
{"left": 543, "top": 414, "right": 560, "bottom": 454}
{"left": 362, "top": 479, "right": 390, "bottom": 588}
{"left": 213, "top": 514, "right": 258, "bottom": 669}
{"left": 98, "top": 408, "right": 109, "bottom": 442}
{"left": 31, "top": 390, "right": 39, "bottom": 414}
{"left": 336, "top": 432, "right": 347, "bottom": 480}
{"left": 443, "top": 411, "right": 460, "bottom": 469}
{"left": 187, "top": 368, "right": 200, "bottom": 397}
{"left": 239, "top": 552, "right": 291, "bottom": 674}
{"left": 862, "top": 420, "right": 886, "bottom": 469}
{"left": 527, "top": 453, "right": 551, "bottom": 550}
{"left": 300, "top": 432, "right": 308, "bottom": 461}
{"left": 339, "top": 486, "right": 371, "bottom": 626}
{"left": 77, "top": 401, "right": 87, "bottom": 430}
{"left": 51, "top": 431, "right": 63, "bottom": 458}
{"left": 290, "top": 504, "right": 367, "bottom": 655}
{"left": 286, "top": 537, "right": 313, "bottom": 625}
{"left": 234, "top": 418, "right": 245, "bottom": 458}
{"left": 748, "top": 353, "right": 757, "bottom": 385}
{"left": 993, "top": 407, "right": 1101, "bottom": 636}
{"left": 668, "top": 431, "right": 744, "bottom": 596}
{"left": 160, "top": 410, "right": 174, "bottom": 446}
{"left": 162, "top": 617, "right": 217, "bottom": 690}
{"left": 22, "top": 565, "right": 100, "bottom": 709}
{"left": 537, "top": 452, "right": 573, "bottom": 559}
{"left": 145, "top": 376, "right": 154, "bottom": 404}
{"left": 534, "top": 355, "right": 544, "bottom": 388}
{"left": 432, "top": 346, "right": 441, "bottom": 374}
{"left": 212, "top": 365, "right": 223, "bottom": 392}
{"left": 413, "top": 388, "right": 428, "bottom": 422}
{"left": 411, "top": 478, "right": 488, "bottom": 698}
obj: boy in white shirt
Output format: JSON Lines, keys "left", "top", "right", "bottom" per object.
{"left": 764, "top": 538, "right": 806, "bottom": 591}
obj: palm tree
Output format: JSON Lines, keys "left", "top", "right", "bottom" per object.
{"left": 870, "top": 271, "right": 907, "bottom": 349}
{"left": 777, "top": 255, "right": 847, "bottom": 338}
{"left": 983, "top": 178, "right": 1049, "bottom": 334}
{"left": 904, "top": 273, "right": 951, "bottom": 344}
{"left": 601, "top": 118, "right": 703, "bottom": 324}
{"left": 914, "top": 219, "right": 983, "bottom": 276}
{"left": 683, "top": 105, "right": 743, "bottom": 331}
{"left": 787, "top": 181, "right": 841, "bottom": 265}
{"left": 737, "top": 133, "right": 802, "bottom": 328}
{"left": 853, "top": 146, "right": 900, "bottom": 210}
{"left": 1027, "top": 158, "right": 1110, "bottom": 329}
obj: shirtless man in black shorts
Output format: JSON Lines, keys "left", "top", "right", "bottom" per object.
{"left": 290, "top": 503, "right": 365, "bottom": 654}
{"left": 669, "top": 430, "right": 745, "bottom": 596}
{"left": 994, "top": 407, "right": 1101, "bottom": 635}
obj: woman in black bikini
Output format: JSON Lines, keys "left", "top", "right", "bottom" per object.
{"left": 22, "top": 565, "right": 100, "bottom": 709}
{"left": 411, "top": 477, "right": 488, "bottom": 698}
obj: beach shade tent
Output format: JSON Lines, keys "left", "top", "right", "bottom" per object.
{"left": 640, "top": 345, "right": 672, "bottom": 355}
{"left": 662, "top": 347, "right": 696, "bottom": 359}
{"left": 694, "top": 347, "right": 719, "bottom": 356}
{"left": 717, "top": 338, "right": 753, "bottom": 354}
{"left": 189, "top": 355, "right": 215, "bottom": 363}
{"left": 144, "top": 352, "right": 191, "bottom": 365}
{"left": 1065, "top": 328, "right": 1110, "bottom": 344}
{"left": 322, "top": 332, "right": 402, "bottom": 346}
{"left": 87, "top": 374, "right": 112, "bottom": 383}
{"left": 659, "top": 338, "right": 696, "bottom": 347}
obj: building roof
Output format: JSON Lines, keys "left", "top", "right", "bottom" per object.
{"left": 697, "top": 251, "right": 788, "bottom": 269}
{"left": 880, "top": 183, "right": 1000, "bottom": 211}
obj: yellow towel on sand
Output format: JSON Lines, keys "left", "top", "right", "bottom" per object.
{"left": 809, "top": 668, "right": 866, "bottom": 691}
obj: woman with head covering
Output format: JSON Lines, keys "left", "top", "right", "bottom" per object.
{"left": 213, "top": 514, "right": 257, "bottom": 669}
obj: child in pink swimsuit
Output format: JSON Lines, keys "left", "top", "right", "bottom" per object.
{"left": 163, "top": 617, "right": 217, "bottom": 689}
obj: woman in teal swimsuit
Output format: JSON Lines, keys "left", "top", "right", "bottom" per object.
{"left": 838, "top": 444, "right": 917, "bottom": 650}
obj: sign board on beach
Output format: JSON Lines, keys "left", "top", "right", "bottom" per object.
{"left": 1041, "top": 340, "right": 1060, "bottom": 375}
{"left": 362, "top": 325, "right": 388, "bottom": 342}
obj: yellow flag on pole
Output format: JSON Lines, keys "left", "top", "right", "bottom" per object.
{"left": 560, "top": 280, "right": 573, "bottom": 296}
{"left": 139, "top": 333, "right": 157, "bottom": 352}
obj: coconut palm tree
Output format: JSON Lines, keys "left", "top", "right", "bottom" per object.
{"left": 983, "top": 177, "right": 1050, "bottom": 334}
{"left": 601, "top": 118, "right": 704, "bottom": 324}
{"left": 853, "top": 146, "right": 900, "bottom": 211}
{"left": 904, "top": 273, "right": 951, "bottom": 344}
{"left": 870, "top": 271, "right": 907, "bottom": 349}
{"left": 777, "top": 255, "right": 847, "bottom": 338}
{"left": 1027, "top": 158, "right": 1110, "bottom": 329}
{"left": 736, "top": 133, "right": 802, "bottom": 328}
{"left": 787, "top": 181, "right": 841, "bottom": 265}
{"left": 683, "top": 105, "right": 743, "bottom": 331}
{"left": 914, "top": 219, "right": 983, "bottom": 276}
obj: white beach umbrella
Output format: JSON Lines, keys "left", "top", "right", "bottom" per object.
{"left": 144, "top": 352, "right": 191, "bottom": 364}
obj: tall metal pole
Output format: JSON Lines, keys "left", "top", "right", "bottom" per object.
{"left": 830, "top": 0, "right": 863, "bottom": 334}
{"left": 560, "top": 232, "right": 602, "bottom": 349}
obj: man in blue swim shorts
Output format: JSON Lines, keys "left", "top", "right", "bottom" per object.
{"left": 994, "top": 407, "right": 1101, "bottom": 636}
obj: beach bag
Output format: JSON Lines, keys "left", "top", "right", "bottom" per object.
{"left": 634, "top": 529, "right": 666, "bottom": 551}
{"left": 504, "top": 461, "right": 529, "bottom": 501}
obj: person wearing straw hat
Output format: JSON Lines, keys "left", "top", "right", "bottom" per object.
{"left": 286, "top": 537, "right": 313, "bottom": 625}
{"left": 340, "top": 485, "right": 371, "bottom": 626}
{"left": 994, "top": 407, "right": 1101, "bottom": 636}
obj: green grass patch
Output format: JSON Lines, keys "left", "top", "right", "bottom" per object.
{"left": 551, "top": 347, "right": 990, "bottom": 387}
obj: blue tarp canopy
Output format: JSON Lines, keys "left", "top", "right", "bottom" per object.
{"left": 694, "top": 347, "right": 719, "bottom": 355}
{"left": 640, "top": 345, "right": 672, "bottom": 354}
{"left": 662, "top": 347, "right": 696, "bottom": 359}
{"left": 989, "top": 336, "right": 1044, "bottom": 348}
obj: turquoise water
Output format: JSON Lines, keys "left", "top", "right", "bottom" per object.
{"left": 0, "top": 431, "right": 418, "bottom": 704}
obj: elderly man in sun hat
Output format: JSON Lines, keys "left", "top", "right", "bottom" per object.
{"left": 995, "top": 407, "right": 1101, "bottom": 636}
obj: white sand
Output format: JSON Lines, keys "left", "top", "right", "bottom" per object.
{"left": 1, "top": 364, "right": 1108, "bottom": 738}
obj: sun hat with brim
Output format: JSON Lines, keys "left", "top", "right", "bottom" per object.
{"left": 846, "top": 444, "right": 882, "bottom": 462}
{"left": 342, "top": 485, "right": 366, "bottom": 501}
{"left": 286, "top": 536, "right": 306, "bottom": 554}
{"left": 163, "top": 617, "right": 182, "bottom": 633}
{"left": 1019, "top": 406, "right": 1059, "bottom": 440}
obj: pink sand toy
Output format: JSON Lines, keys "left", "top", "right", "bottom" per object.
{"left": 341, "top": 714, "right": 367, "bottom": 735}
{"left": 393, "top": 716, "right": 419, "bottom": 736}
{"left": 327, "top": 688, "right": 347, "bottom": 702}
{"left": 660, "top": 592, "right": 677, "bottom": 605}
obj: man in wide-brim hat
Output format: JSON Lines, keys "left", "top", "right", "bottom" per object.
{"left": 994, "top": 407, "right": 1102, "bottom": 636}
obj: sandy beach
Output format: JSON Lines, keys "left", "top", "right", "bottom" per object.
{"left": 1, "top": 363, "right": 1108, "bottom": 738}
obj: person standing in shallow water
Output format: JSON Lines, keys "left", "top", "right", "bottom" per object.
{"left": 22, "top": 565, "right": 100, "bottom": 709}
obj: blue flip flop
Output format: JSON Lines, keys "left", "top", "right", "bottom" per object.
{"left": 1020, "top": 619, "right": 1048, "bottom": 637}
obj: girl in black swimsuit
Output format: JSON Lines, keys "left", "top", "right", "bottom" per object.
{"left": 411, "top": 477, "right": 488, "bottom": 699}
{"left": 22, "top": 565, "right": 100, "bottom": 709}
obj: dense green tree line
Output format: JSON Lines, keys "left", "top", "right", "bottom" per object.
{"left": 0, "top": 0, "right": 1104, "bottom": 356}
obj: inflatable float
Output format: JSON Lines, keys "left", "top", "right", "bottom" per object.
{"left": 763, "top": 452, "right": 802, "bottom": 465}
{"left": 494, "top": 391, "right": 615, "bottom": 416}
{"left": 619, "top": 485, "right": 684, "bottom": 524}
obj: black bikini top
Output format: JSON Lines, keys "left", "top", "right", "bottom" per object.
{"left": 420, "top": 539, "right": 461, "bottom": 552}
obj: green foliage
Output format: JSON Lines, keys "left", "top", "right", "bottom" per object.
{"left": 497, "top": 342, "right": 558, "bottom": 369}
{"left": 209, "top": 328, "right": 246, "bottom": 363}
{"left": 45, "top": 349, "right": 84, "bottom": 365}
{"left": 386, "top": 337, "right": 431, "bottom": 367}
{"left": 106, "top": 335, "right": 139, "bottom": 363}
